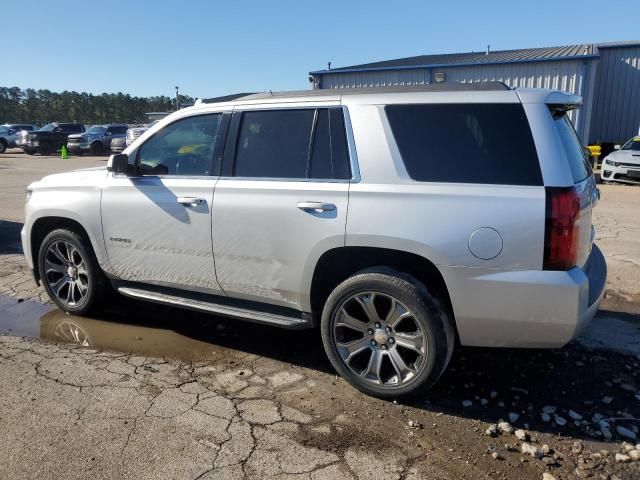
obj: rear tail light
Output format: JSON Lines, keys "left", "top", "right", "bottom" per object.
{"left": 544, "top": 187, "right": 580, "bottom": 270}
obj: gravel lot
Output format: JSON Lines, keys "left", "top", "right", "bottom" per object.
{"left": 1, "top": 151, "right": 639, "bottom": 479}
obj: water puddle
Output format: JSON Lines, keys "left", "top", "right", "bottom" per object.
{"left": 0, "top": 294, "right": 323, "bottom": 365}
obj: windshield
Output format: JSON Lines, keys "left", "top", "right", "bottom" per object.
{"left": 87, "top": 126, "right": 106, "bottom": 134}
{"left": 38, "top": 124, "right": 56, "bottom": 132}
{"left": 621, "top": 137, "right": 640, "bottom": 151}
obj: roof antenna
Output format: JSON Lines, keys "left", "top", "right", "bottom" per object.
{"left": 327, "top": 61, "right": 332, "bottom": 70}
{"left": 486, "top": 45, "right": 490, "bottom": 55}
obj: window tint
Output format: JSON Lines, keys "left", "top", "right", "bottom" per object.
{"left": 232, "top": 108, "right": 351, "bottom": 180}
{"left": 385, "top": 104, "right": 542, "bottom": 186}
{"left": 62, "top": 124, "right": 83, "bottom": 133}
{"left": 234, "top": 110, "right": 314, "bottom": 178}
{"left": 552, "top": 112, "right": 592, "bottom": 183}
{"left": 138, "top": 114, "right": 221, "bottom": 176}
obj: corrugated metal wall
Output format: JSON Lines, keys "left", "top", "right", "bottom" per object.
{"left": 319, "top": 60, "right": 592, "bottom": 142}
{"left": 321, "top": 68, "right": 430, "bottom": 88}
{"left": 439, "top": 61, "right": 587, "bottom": 140}
{"left": 589, "top": 45, "right": 640, "bottom": 144}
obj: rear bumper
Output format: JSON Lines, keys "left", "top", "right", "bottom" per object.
{"left": 440, "top": 244, "right": 607, "bottom": 348}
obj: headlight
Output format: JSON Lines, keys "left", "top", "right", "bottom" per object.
{"left": 25, "top": 189, "right": 32, "bottom": 203}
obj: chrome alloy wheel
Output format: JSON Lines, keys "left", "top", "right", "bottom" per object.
{"left": 332, "top": 291, "right": 428, "bottom": 387}
{"left": 43, "top": 240, "right": 89, "bottom": 307}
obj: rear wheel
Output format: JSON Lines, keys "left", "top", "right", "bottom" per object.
{"left": 321, "top": 269, "right": 453, "bottom": 399}
{"left": 0, "top": 140, "right": 6, "bottom": 153}
{"left": 38, "top": 229, "right": 107, "bottom": 315}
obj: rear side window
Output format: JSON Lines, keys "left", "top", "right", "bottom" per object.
{"left": 552, "top": 112, "right": 592, "bottom": 183}
{"left": 62, "top": 124, "right": 83, "bottom": 133}
{"left": 109, "top": 126, "right": 128, "bottom": 135}
{"left": 386, "top": 104, "right": 542, "bottom": 186}
{"left": 232, "top": 108, "right": 351, "bottom": 180}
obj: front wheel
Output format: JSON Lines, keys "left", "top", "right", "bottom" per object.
{"left": 38, "top": 229, "right": 107, "bottom": 315}
{"left": 321, "top": 269, "right": 454, "bottom": 399}
{"left": 0, "top": 140, "right": 7, "bottom": 154}
{"left": 90, "top": 142, "right": 102, "bottom": 155}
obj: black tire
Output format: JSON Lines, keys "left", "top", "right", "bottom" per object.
{"left": 321, "top": 268, "right": 454, "bottom": 399}
{"left": 38, "top": 228, "right": 107, "bottom": 315}
{"left": 24, "top": 148, "right": 36, "bottom": 155}
{"left": 0, "top": 140, "right": 6, "bottom": 154}
{"left": 39, "top": 142, "right": 53, "bottom": 155}
{"left": 90, "top": 142, "right": 102, "bottom": 155}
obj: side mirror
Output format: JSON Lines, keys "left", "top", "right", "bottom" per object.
{"left": 107, "top": 154, "right": 131, "bottom": 174}
{"left": 104, "top": 131, "right": 112, "bottom": 136}
{"left": 7, "top": 129, "right": 15, "bottom": 135}
{"left": 614, "top": 144, "right": 621, "bottom": 150}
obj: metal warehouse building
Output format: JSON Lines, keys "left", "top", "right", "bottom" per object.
{"left": 309, "top": 41, "right": 640, "bottom": 147}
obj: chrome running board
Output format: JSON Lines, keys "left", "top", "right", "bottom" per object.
{"left": 117, "top": 287, "right": 312, "bottom": 330}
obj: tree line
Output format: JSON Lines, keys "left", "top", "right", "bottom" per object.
{"left": 0, "top": 87, "right": 195, "bottom": 125}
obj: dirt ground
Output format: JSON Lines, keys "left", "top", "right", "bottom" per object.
{"left": 1, "top": 151, "right": 640, "bottom": 479}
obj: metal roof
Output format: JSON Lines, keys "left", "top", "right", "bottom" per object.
{"left": 244, "top": 82, "right": 510, "bottom": 99}
{"left": 311, "top": 44, "right": 598, "bottom": 75}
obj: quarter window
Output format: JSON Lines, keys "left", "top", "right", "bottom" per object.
{"left": 552, "top": 112, "right": 592, "bottom": 183}
{"left": 385, "top": 104, "right": 542, "bottom": 186}
{"left": 138, "top": 114, "right": 221, "bottom": 176}
{"left": 232, "top": 108, "right": 351, "bottom": 180}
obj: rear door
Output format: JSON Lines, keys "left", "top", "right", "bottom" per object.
{"left": 211, "top": 107, "right": 351, "bottom": 311}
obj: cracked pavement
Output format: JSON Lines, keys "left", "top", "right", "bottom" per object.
{"left": 1, "top": 156, "right": 640, "bottom": 479}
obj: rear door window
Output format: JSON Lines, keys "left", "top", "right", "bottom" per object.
{"left": 385, "top": 103, "right": 542, "bottom": 186}
{"left": 232, "top": 108, "right": 351, "bottom": 180}
{"left": 552, "top": 112, "right": 592, "bottom": 183}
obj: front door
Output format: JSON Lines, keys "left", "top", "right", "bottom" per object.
{"left": 101, "top": 113, "right": 225, "bottom": 293}
{"left": 212, "top": 107, "right": 352, "bottom": 310}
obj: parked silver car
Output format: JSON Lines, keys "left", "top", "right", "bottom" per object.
{"left": 0, "top": 124, "right": 37, "bottom": 153}
{"left": 21, "top": 84, "right": 606, "bottom": 398}
{"left": 67, "top": 124, "right": 128, "bottom": 155}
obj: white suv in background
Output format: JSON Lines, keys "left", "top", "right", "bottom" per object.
{"left": 22, "top": 83, "right": 606, "bottom": 398}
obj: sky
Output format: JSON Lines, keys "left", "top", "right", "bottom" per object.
{"left": 2, "top": 0, "right": 638, "bottom": 99}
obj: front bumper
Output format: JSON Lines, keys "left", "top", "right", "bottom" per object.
{"left": 440, "top": 244, "right": 607, "bottom": 348}
{"left": 67, "top": 142, "right": 90, "bottom": 152}
{"left": 601, "top": 164, "right": 640, "bottom": 184}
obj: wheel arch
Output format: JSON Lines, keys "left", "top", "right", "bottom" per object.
{"left": 309, "top": 246, "right": 456, "bottom": 336}
{"left": 30, "top": 215, "right": 109, "bottom": 283}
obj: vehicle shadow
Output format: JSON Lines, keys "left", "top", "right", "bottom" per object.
{"left": 33, "top": 293, "right": 640, "bottom": 444}
{"left": 0, "top": 220, "right": 24, "bottom": 254}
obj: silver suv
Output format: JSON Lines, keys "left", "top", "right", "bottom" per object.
{"left": 22, "top": 84, "right": 607, "bottom": 398}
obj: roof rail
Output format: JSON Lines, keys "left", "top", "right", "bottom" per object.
{"left": 201, "top": 93, "right": 257, "bottom": 104}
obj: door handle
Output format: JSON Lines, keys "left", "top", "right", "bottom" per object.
{"left": 297, "top": 202, "right": 336, "bottom": 212}
{"left": 177, "top": 197, "right": 206, "bottom": 207}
